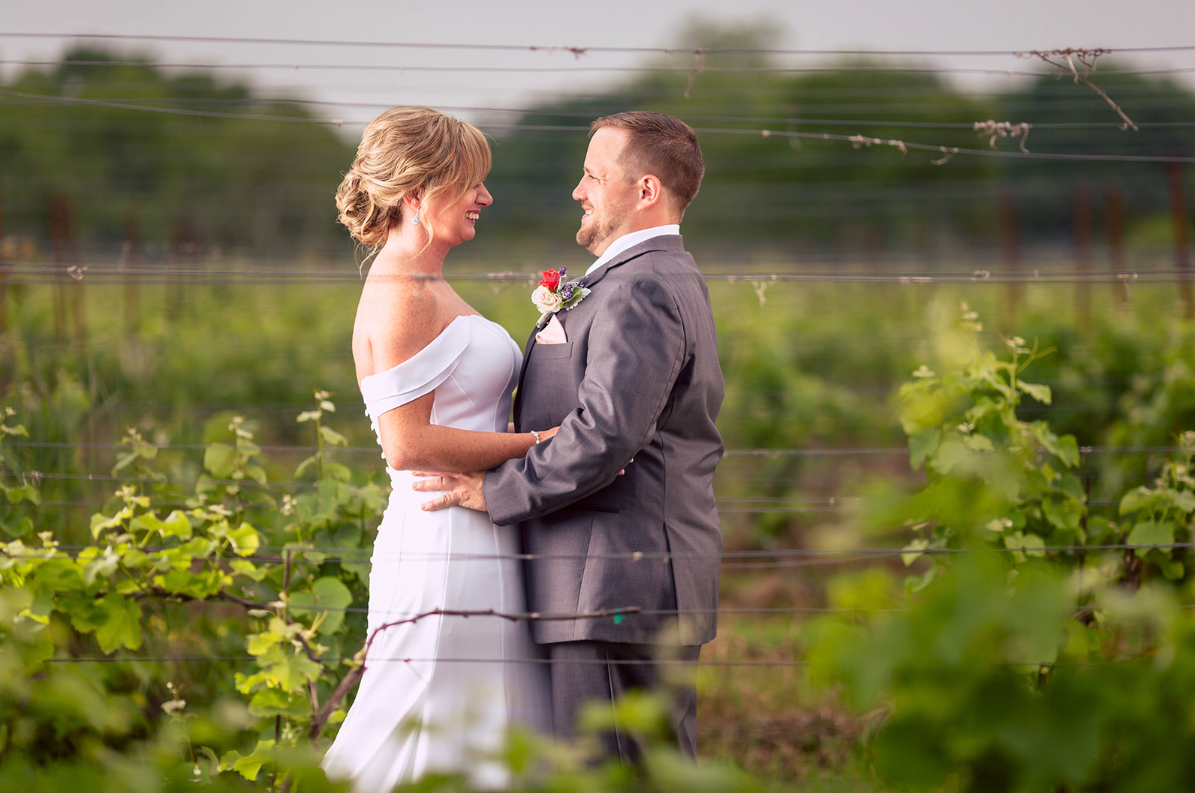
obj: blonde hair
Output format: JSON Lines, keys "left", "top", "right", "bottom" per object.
{"left": 336, "top": 106, "right": 492, "bottom": 254}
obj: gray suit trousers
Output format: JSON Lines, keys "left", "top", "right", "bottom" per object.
{"left": 547, "top": 641, "right": 701, "bottom": 764}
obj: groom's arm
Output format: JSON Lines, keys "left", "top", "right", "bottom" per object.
{"left": 481, "top": 273, "right": 687, "bottom": 524}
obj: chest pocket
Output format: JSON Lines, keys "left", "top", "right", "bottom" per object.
{"left": 532, "top": 342, "right": 573, "bottom": 360}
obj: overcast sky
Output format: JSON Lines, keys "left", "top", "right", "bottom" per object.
{"left": 4, "top": 0, "right": 1195, "bottom": 131}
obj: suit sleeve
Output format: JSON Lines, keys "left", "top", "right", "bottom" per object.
{"left": 484, "top": 274, "right": 685, "bottom": 525}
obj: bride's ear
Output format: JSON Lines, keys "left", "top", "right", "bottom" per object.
{"left": 403, "top": 189, "right": 423, "bottom": 218}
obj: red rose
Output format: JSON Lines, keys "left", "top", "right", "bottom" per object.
{"left": 538, "top": 269, "right": 561, "bottom": 291}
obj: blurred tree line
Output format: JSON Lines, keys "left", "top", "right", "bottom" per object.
{"left": 479, "top": 19, "right": 1195, "bottom": 263}
{"left": 2, "top": 21, "right": 1194, "bottom": 264}
{"left": 0, "top": 48, "right": 353, "bottom": 260}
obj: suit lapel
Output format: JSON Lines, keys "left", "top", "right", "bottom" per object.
{"left": 579, "top": 234, "right": 683, "bottom": 290}
{"left": 511, "top": 234, "right": 685, "bottom": 424}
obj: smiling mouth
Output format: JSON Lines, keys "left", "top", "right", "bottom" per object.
{"left": 465, "top": 211, "right": 480, "bottom": 221}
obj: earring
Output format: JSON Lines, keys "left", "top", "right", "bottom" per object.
{"left": 411, "top": 208, "right": 420, "bottom": 225}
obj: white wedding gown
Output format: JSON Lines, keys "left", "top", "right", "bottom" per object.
{"left": 322, "top": 314, "right": 551, "bottom": 791}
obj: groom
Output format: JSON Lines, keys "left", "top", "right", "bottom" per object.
{"left": 417, "top": 111, "right": 723, "bottom": 762}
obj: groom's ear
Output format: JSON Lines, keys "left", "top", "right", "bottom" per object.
{"left": 637, "top": 174, "right": 664, "bottom": 206}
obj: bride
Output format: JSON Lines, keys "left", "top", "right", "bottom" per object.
{"left": 321, "top": 107, "right": 553, "bottom": 791}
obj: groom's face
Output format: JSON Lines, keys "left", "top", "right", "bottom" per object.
{"left": 573, "top": 128, "right": 638, "bottom": 256}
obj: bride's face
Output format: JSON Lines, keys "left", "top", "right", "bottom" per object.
{"left": 424, "top": 182, "right": 493, "bottom": 248}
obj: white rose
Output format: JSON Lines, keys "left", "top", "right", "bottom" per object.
{"left": 532, "top": 285, "right": 563, "bottom": 314}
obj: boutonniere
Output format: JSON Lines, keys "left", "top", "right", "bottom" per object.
{"left": 531, "top": 266, "right": 591, "bottom": 328}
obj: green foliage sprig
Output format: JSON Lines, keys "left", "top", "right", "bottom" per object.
{"left": 892, "top": 304, "right": 1083, "bottom": 590}
{"left": 0, "top": 394, "right": 382, "bottom": 787}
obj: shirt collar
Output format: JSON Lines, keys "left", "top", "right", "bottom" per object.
{"left": 584, "top": 224, "right": 680, "bottom": 275}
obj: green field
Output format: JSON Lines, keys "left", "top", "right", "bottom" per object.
{"left": 3, "top": 257, "right": 1194, "bottom": 790}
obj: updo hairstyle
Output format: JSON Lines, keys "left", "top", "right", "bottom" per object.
{"left": 336, "top": 106, "right": 492, "bottom": 250}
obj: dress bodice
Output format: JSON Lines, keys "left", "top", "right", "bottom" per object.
{"left": 359, "top": 315, "right": 523, "bottom": 465}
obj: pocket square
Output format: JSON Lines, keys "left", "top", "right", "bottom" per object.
{"left": 535, "top": 314, "right": 567, "bottom": 345}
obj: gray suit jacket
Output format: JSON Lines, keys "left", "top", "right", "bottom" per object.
{"left": 483, "top": 235, "right": 724, "bottom": 646}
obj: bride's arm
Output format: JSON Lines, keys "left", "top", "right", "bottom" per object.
{"left": 376, "top": 396, "right": 556, "bottom": 473}
{"left": 359, "top": 280, "right": 556, "bottom": 472}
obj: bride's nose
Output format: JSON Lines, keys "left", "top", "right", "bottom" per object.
{"left": 477, "top": 183, "right": 493, "bottom": 206}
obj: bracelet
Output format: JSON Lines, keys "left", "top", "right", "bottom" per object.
{"left": 530, "top": 430, "right": 542, "bottom": 445}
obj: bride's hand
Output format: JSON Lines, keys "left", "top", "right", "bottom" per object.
{"left": 536, "top": 427, "right": 560, "bottom": 442}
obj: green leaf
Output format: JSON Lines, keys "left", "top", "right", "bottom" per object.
{"left": 204, "top": 444, "right": 236, "bottom": 478}
{"left": 1005, "top": 531, "right": 1046, "bottom": 562}
{"left": 90, "top": 509, "right": 129, "bottom": 540}
{"left": 82, "top": 551, "right": 120, "bottom": 586}
{"left": 960, "top": 433, "right": 994, "bottom": 452}
{"left": 157, "top": 568, "right": 222, "bottom": 599}
{"left": 1054, "top": 434, "right": 1080, "bottom": 468}
{"left": 294, "top": 454, "right": 319, "bottom": 479}
{"left": 319, "top": 425, "right": 349, "bottom": 447}
{"left": 221, "top": 740, "right": 275, "bottom": 781}
{"left": 333, "top": 524, "right": 363, "bottom": 549}
{"left": 1167, "top": 488, "right": 1195, "bottom": 514}
{"left": 226, "top": 523, "right": 261, "bottom": 557}
{"left": 908, "top": 428, "right": 939, "bottom": 471}
{"left": 247, "top": 631, "right": 282, "bottom": 656}
{"left": 296, "top": 410, "right": 321, "bottom": 423}
{"left": 1158, "top": 557, "right": 1185, "bottom": 580}
{"left": 111, "top": 450, "right": 140, "bottom": 475}
{"left": 1043, "top": 498, "right": 1083, "bottom": 533}
{"left": 1126, "top": 521, "right": 1175, "bottom": 558}
{"left": 1018, "top": 380, "right": 1052, "bottom": 405}
{"left": 93, "top": 594, "right": 143, "bottom": 653}
{"left": 235, "top": 670, "right": 271, "bottom": 694}
{"left": 1119, "top": 487, "right": 1153, "bottom": 516}
{"left": 33, "top": 558, "right": 84, "bottom": 592}
{"left": 326, "top": 462, "right": 353, "bottom": 482}
{"left": 291, "top": 576, "right": 354, "bottom": 635}
{"left": 0, "top": 515, "right": 34, "bottom": 538}
{"left": 901, "top": 538, "right": 929, "bottom": 567}
{"left": 230, "top": 559, "right": 268, "bottom": 582}
{"left": 131, "top": 510, "right": 193, "bottom": 540}
{"left": 247, "top": 688, "right": 310, "bottom": 718}
{"left": 1, "top": 423, "right": 29, "bottom": 437}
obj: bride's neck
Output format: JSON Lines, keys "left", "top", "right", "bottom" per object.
{"left": 373, "top": 223, "right": 450, "bottom": 277}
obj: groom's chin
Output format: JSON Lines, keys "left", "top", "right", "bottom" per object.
{"left": 576, "top": 229, "right": 596, "bottom": 253}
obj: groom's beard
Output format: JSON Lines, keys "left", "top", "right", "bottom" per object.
{"left": 576, "top": 195, "right": 634, "bottom": 255}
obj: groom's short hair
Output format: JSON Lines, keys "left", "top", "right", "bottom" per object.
{"left": 590, "top": 112, "right": 704, "bottom": 211}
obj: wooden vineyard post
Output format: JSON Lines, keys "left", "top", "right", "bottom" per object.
{"left": 48, "top": 195, "right": 71, "bottom": 345}
{"left": 1106, "top": 186, "right": 1128, "bottom": 305}
{"left": 168, "top": 215, "right": 200, "bottom": 321}
{"left": 0, "top": 191, "right": 8, "bottom": 337}
{"left": 1000, "top": 193, "right": 1021, "bottom": 330}
{"left": 1167, "top": 161, "right": 1193, "bottom": 318}
{"left": 0, "top": 191, "right": 8, "bottom": 396}
{"left": 122, "top": 210, "right": 141, "bottom": 337}
{"left": 48, "top": 194, "right": 88, "bottom": 349}
{"left": 1074, "top": 186, "right": 1093, "bottom": 331}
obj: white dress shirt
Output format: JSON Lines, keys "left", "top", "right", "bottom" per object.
{"left": 584, "top": 224, "right": 680, "bottom": 276}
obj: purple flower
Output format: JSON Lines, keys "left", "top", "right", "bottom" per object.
{"left": 559, "top": 266, "right": 567, "bottom": 276}
{"left": 577, "top": 277, "right": 589, "bottom": 288}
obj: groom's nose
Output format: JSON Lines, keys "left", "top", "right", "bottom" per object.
{"left": 572, "top": 178, "right": 585, "bottom": 202}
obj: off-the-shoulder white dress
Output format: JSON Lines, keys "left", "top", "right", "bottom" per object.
{"left": 322, "top": 314, "right": 550, "bottom": 791}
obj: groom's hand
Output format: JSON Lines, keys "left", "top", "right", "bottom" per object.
{"left": 411, "top": 471, "right": 487, "bottom": 512}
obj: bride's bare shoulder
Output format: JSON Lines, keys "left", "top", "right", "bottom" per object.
{"left": 353, "top": 266, "right": 444, "bottom": 379}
